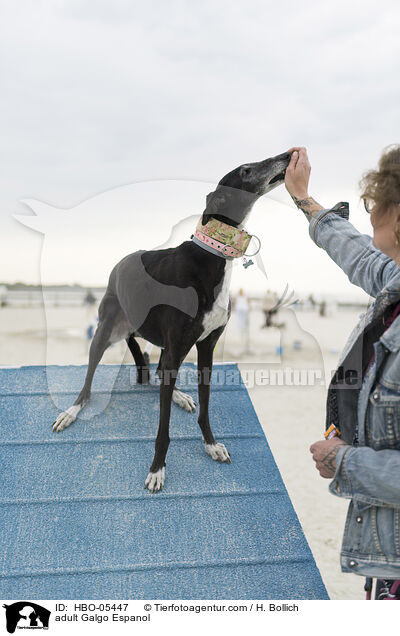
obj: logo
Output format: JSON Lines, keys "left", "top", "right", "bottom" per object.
{"left": 3, "top": 602, "right": 51, "bottom": 634}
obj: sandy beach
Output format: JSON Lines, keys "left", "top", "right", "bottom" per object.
{"left": 0, "top": 299, "right": 369, "bottom": 599}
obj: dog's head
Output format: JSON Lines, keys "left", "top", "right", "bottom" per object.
{"left": 202, "top": 151, "right": 291, "bottom": 227}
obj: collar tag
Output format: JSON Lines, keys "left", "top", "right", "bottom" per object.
{"left": 242, "top": 257, "right": 254, "bottom": 268}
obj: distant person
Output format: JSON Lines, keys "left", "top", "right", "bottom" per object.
{"left": 261, "top": 290, "right": 277, "bottom": 327}
{"left": 319, "top": 300, "right": 327, "bottom": 317}
{"left": 86, "top": 316, "right": 98, "bottom": 343}
{"left": 0, "top": 284, "right": 8, "bottom": 308}
{"left": 285, "top": 145, "right": 400, "bottom": 599}
{"left": 307, "top": 293, "right": 316, "bottom": 309}
{"left": 261, "top": 290, "right": 285, "bottom": 329}
{"left": 84, "top": 289, "right": 96, "bottom": 307}
{"left": 84, "top": 288, "right": 97, "bottom": 322}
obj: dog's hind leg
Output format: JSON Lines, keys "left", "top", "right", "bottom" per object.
{"left": 196, "top": 328, "right": 231, "bottom": 463}
{"left": 126, "top": 335, "right": 150, "bottom": 384}
{"left": 52, "top": 294, "right": 120, "bottom": 433}
{"left": 155, "top": 350, "right": 164, "bottom": 381}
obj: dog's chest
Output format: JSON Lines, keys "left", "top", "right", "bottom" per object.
{"left": 197, "top": 263, "right": 232, "bottom": 342}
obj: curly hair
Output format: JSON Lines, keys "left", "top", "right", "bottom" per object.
{"left": 359, "top": 144, "right": 400, "bottom": 212}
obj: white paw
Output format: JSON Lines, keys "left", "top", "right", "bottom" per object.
{"left": 145, "top": 467, "right": 165, "bottom": 493}
{"left": 204, "top": 442, "right": 231, "bottom": 463}
{"left": 52, "top": 405, "right": 81, "bottom": 433}
{"left": 172, "top": 389, "right": 196, "bottom": 413}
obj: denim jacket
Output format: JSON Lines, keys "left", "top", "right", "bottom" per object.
{"left": 309, "top": 203, "right": 400, "bottom": 578}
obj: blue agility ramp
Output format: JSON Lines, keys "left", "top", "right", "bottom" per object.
{"left": 0, "top": 363, "right": 328, "bottom": 599}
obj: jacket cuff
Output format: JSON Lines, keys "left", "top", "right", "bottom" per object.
{"left": 328, "top": 445, "right": 354, "bottom": 498}
{"left": 309, "top": 202, "right": 350, "bottom": 247}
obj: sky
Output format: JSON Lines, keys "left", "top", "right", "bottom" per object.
{"left": 1, "top": 0, "right": 399, "bottom": 300}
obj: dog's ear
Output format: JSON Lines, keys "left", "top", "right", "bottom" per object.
{"left": 201, "top": 189, "right": 230, "bottom": 225}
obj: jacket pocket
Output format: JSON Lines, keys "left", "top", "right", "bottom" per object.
{"left": 366, "top": 384, "right": 400, "bottom": 450}
{"left": 348, "top": 505, "right": 400, "bottom": 560}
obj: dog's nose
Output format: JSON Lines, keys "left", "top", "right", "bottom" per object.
{"left": 273, "top": 151, "right": 291, "bottom": 164}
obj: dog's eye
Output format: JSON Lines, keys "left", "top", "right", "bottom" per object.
{"left": 240, "top": 166, "right": 251, "bottom": 179}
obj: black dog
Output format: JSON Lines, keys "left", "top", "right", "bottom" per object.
{"left": 53, "top": 151, "right": 291, "bottom": 491}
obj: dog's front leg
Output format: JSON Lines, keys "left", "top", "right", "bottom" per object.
{"left": 145, "top": 351, "right": 179, "bottom": 493}
{"left": 196, "top": 330, "right": 231, "bottom": 463}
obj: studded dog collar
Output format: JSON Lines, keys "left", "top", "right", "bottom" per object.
{"left": 191, "top": 217, "right": 261, "bottom": 260}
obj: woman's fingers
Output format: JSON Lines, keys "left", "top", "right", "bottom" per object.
{"left": 286, "top": 147, "right": 310, "bottom": 165}
{"left": 286, "top": 147, "right": 309, "bottom": 173}
{"left": 287, "top": 150, "right": 298, "bottom": 171}
{"left": 299, "top": 147, "right": 311, "bottom": 168}
{"left": 286, "top": 146, "right": 307, "bottom": 156}
{"left": 285, "top": 146, "right": 311, "bottom": 198}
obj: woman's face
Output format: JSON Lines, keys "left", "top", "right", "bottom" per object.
{"left": 370, "top": 204, "right": 400, "bottom": 259}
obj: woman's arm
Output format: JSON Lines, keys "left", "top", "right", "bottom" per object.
{"left": 284, "top": 148, "right": 324, "bottom": 218}
{"left": 329, "top": 445, "right": 400, "bottom": 508}
{"left": 310, "top": 438, "right": 400, "bottom": 507}
{"left": 285, "top": 148, "right": 399, "bottom": 298}
{"left": 308, "top": 212, "right": 398, "bottom": 298}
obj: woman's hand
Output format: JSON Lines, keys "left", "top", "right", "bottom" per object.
{"left": 310, "top": 437, "right": 348, "bottom": 479}
{"left": 285, "top": 147, "right": 324, "bottom": 217}
{"left": 285, "top": 147, "right": 311, "bottom": 199}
